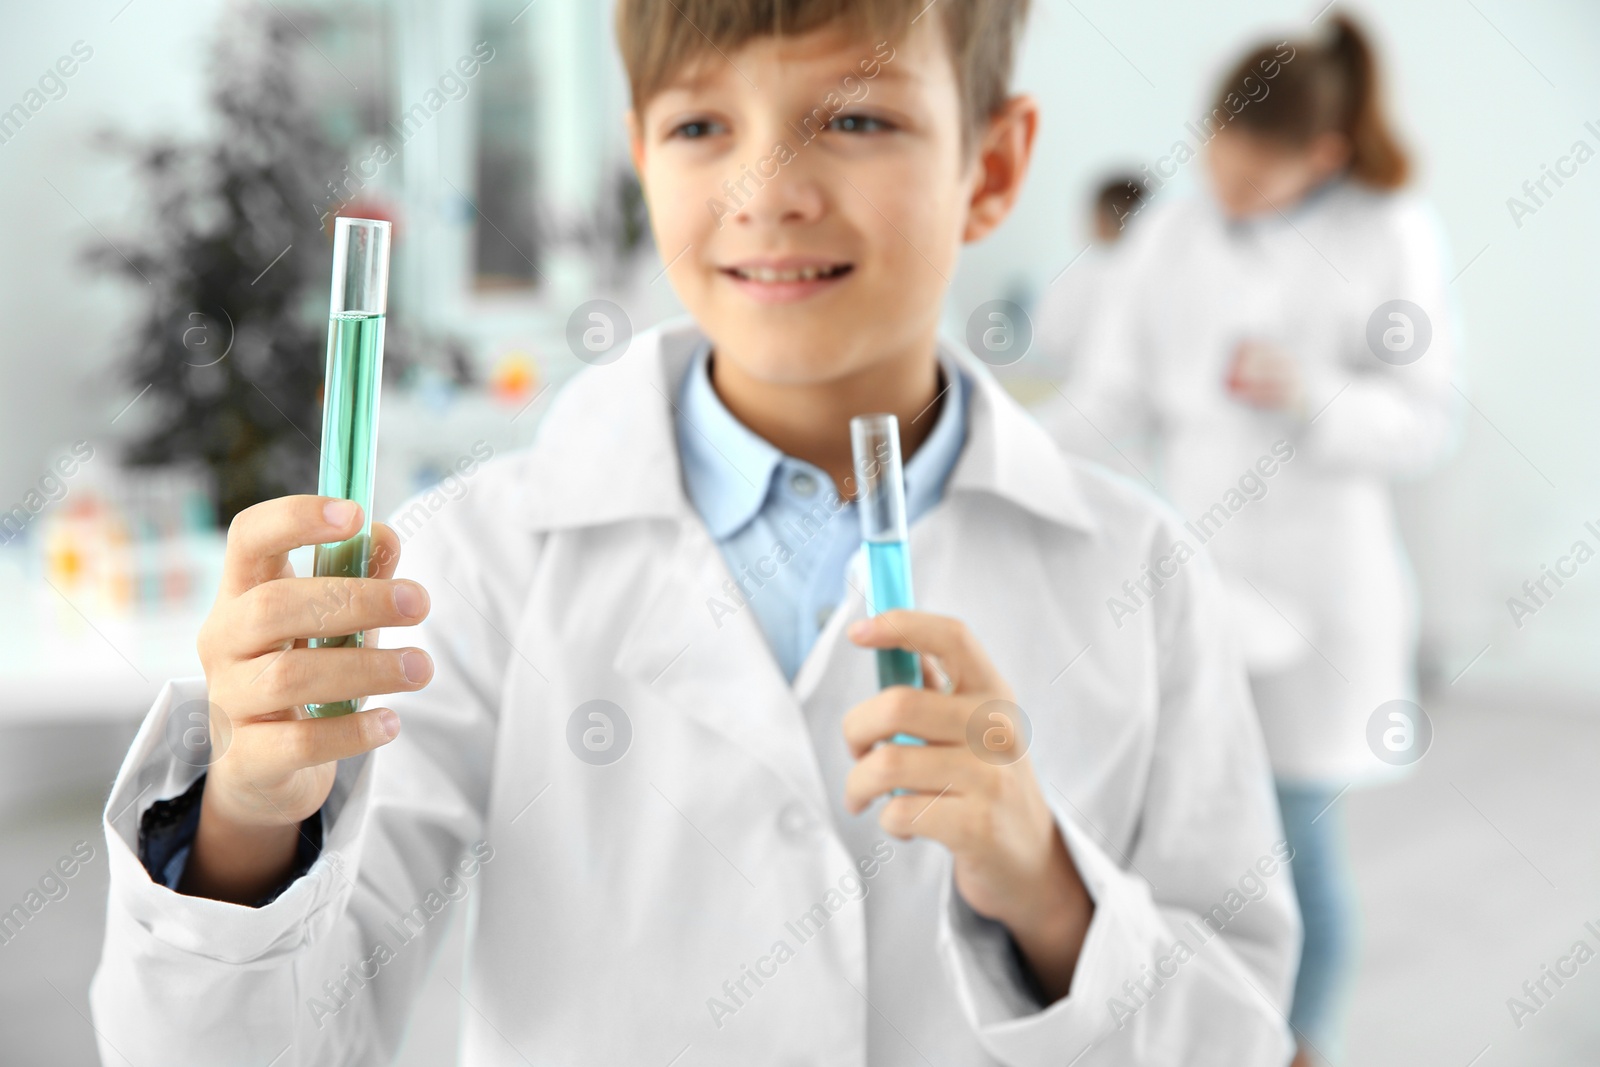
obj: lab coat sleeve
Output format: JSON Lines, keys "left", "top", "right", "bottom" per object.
{"left": 1298, "top": 197, "right": 1461, "bottom": 478}
{"left": 935, "top": 526, "right": 1300, "bottom": 1066}
{"left": 138, "top": 773, "right": 324, "bottom": 897}
{"left": 88, "top": 487, "right": 519, "bottom": 1067}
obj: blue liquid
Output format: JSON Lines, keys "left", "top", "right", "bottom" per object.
{"left": 865, "top": 540, "right": 925, "bottom": 761}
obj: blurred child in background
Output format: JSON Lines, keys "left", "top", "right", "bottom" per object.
{"left": 1029, "top": 175, "right": 1144, "bottom": 384}
{"left": 1041, "top": 13, "right": 1458, "bottom": 1065}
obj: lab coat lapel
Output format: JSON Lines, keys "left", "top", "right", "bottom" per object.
{"left": 608, "top": 512, "right": 836, "bottom": 812}
{"left": 941, "top": 343, "right": 1102, "bottom": 536}
{"left": 791, "top": 545, "right": 870, "bottom": 706}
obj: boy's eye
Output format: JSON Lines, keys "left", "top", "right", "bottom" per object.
{"left": 828, "top": 113, "right": 892, "bottom": 134}
{"left": 669, "top": 119, "right": 725, "bottom": 140}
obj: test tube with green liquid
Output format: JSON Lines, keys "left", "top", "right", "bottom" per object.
{"left": 851, "top": 414, "right": 926, "bottom": 776}
{"left": 307, "top": 217, "right": 390, "bottom": 718}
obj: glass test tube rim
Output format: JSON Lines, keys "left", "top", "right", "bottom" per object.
{"left": 850, "top": 411, "right": 910, "bottom": 544}
{"left": 330, "top": 217, "right": 392, "bottom": 318}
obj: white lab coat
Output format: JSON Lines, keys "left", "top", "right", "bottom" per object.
{"left": 90, "top": 317, "right": 1299, "bottom": 1066}
{"left": 1037, "top": 182, "right": 1458, "bottom": 784}
{"left": 1029, "top": 244, "right": 1113, "bottom": 384}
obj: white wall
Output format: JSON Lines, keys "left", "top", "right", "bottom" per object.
{"left": 0, "top": 1, "right": 226, "bottom": 498}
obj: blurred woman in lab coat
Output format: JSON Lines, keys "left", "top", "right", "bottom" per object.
{"left": 1039, "top": 14, "right": 1458, "bottom": 1066}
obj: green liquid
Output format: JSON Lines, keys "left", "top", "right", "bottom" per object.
{"left": 866, "top": 539, "right": 925, "bottom": 762}
{"left": 308, "top": 311, "right": 385, "bottom": 718}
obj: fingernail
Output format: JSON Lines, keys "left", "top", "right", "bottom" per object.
{"left": 401, "top": 649, "right": 431, "bottom": 684}
{"left": 377, "top": 708, "right": 400, "bottom": 739}
{"left": 848, "top": 619, "right": 871, "bottom": 640}
{"left": 394, "top": 582, "right": 426, "bottom": 619}
{"left": 324, "top": 499, "right": 358, "bottom": 528}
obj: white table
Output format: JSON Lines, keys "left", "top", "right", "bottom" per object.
{"left": 0, "top": 535, "right": 246, "bottom": 722}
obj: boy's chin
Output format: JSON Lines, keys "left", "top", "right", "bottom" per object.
{"left": 708, "top": 332, "right": 868, "bottom": 388}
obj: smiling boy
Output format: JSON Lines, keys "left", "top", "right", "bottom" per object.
{"left": 91, "top": 2, "right": 1299, "bottom": 1064}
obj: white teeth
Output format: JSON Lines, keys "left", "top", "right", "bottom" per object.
{"left": 735, "top": 265, "right": 840, "bottom": 283}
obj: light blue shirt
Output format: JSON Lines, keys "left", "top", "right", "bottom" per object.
{"left": 675, "top": 342, "right": 970, "bottom": 681}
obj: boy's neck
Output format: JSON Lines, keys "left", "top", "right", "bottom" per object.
{"left": 707, "top": 339, "right": 945, "bottom": 501}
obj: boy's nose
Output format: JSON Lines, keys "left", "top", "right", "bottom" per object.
{"left": 728, "top": 152, "right": 828, "bottom": 227}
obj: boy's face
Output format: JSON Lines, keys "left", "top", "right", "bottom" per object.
{"left": 628, "top": 17, "right": 1033, "bottom": 386}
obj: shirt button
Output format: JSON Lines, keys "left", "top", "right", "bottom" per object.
{"left": 814, "top": 604, "right": 835, "bottom": 631}
{"left": 778, "top": 802, "right": 817, "bottom": 841}
{"left": 788, "top": 470, "right": 819, "bottom": 497}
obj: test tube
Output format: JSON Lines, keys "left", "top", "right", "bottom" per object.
{"left": 851, "top": 414, "right": 926, "bottom": 757}
{"left": 307, "top": 218, "right": 391, "bottom": 718}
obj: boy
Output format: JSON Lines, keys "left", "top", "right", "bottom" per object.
{"left": 90, "top": 1, "right": 1300, "bottom": 1064}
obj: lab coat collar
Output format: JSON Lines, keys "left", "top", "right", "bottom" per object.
{"left": 520, "top": 315, "right": 1101, "bottom": 538}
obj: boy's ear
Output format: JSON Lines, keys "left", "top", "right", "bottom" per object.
{"left": 963, "top": 94, "right": 1040, "bottom": 244}
{"left": 625, "top": 108, "right": 645, "bottom": 176}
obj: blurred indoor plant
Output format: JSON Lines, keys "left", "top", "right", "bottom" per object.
{"left": 92, "top": 2, "right": 379, "bottom": 526}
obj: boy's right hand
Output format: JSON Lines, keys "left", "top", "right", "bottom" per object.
{"left": 181, "top": 496, "right": 433, "bottom": 903}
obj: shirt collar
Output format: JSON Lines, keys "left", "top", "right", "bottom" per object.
{"left": 674, "top": 341, "right": 782, "bottom": 539}
{"left": 675, "top": 339, "right": 969, "bottom": 540}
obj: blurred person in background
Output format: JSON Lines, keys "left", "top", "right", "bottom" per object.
{"left": 1039, "top": 13, "right": 1458, "bottom": 1066}
{"left": 1028, "top": 175, "right": 1145, "bottom": 384}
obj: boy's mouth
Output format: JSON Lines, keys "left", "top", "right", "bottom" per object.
{"left": 719, "top": 258, "right": 854, "bottom": 303}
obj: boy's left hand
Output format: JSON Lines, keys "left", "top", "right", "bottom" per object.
{"left": 842, "top": 609, "right": 1093, "bottom": 1002}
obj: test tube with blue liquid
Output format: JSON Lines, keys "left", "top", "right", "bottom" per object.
{"left": 851, "top": 414, "right": 926, "bottom": 769}
{"left": 307, "top": 218, "right": 390, "bottom": 718}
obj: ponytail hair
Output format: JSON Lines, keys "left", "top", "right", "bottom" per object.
{"left": 1212, "top": 11, "right": 1410, "bottom": 189}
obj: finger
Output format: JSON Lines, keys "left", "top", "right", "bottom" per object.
{"left": 362, "top": 522, "right": 405, "bottom": 646}
{"left": 368, "top": 522, "right": 402, "bottom": 580}
{"left": 876, "top": 790, "right": 973, "bottom": 846}
{"left": 841, "top": 685, "right": 971, "bottom": 758}
{"left": 228, "top": 645, "right": 433, "bottom": 717}
{"left": 847, "top": 611, "right": 1004, "bottom": 694}
{"left": 222, "top": 496, "right": 364, "bottom": 598}
{"left": 217, "top": 575, "right": 430, "bottom": 656}
{"left": 843, "top": 740, "right": 977, "bottom": 815}
{"left": 251, "top": 705, "right": 402, "bottom": 772}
